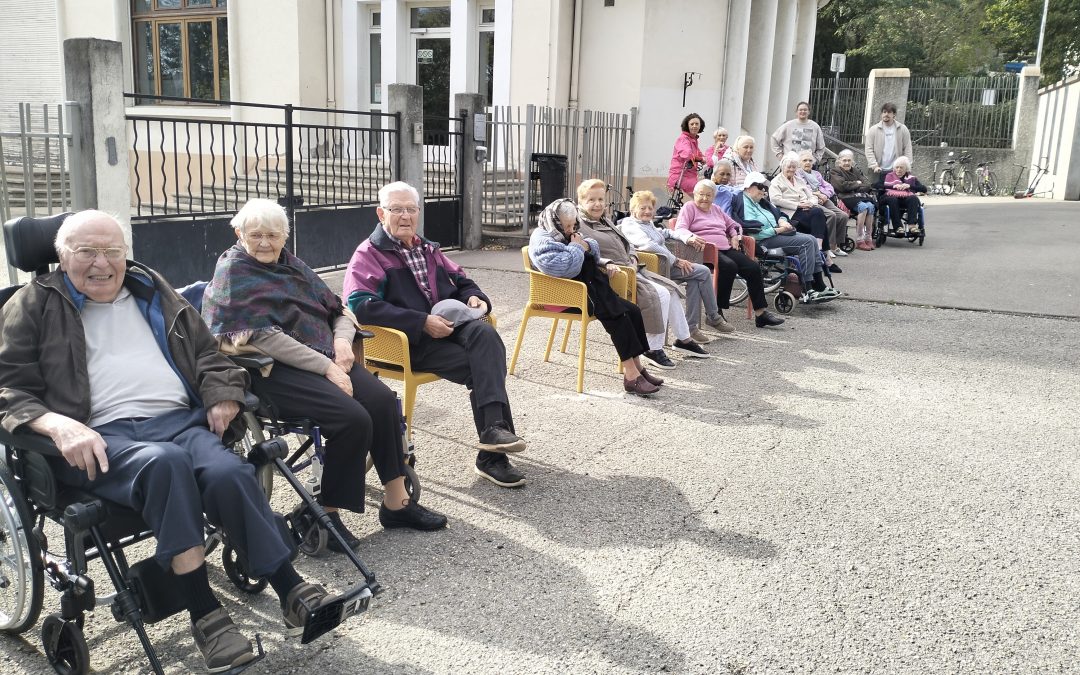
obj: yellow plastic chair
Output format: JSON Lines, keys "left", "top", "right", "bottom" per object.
{"left": 635, "top": 251, "right": 661, "bottom": 275}
{"left": 361, "top": 314, "right": 496, "bottom": 440}
{"left": 509, "top": 246, "right": 633, "bottom": 393}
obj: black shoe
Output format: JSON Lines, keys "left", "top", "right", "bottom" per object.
{"left": 642, "top": 349, "right": 676, "bottom": 370}
{"left": 325, "top": 511, "right": 361, "bottom": 553}
{"left": 755, "top": 310, "right": 785, "bottom": 328}
{"left": 378, "top": 499, "right": 448, "bottom": 530}
{"left": 672, "top": 338, "right": 712, "bottom": 359}
{"left": 478, "top": 421, "right": 526, "bottom": 453}
{"left": 828, "top": 263, "right": 843, "bottom": 273}
{"left": 474, "top": 453, "right": 526, "bottom": 488}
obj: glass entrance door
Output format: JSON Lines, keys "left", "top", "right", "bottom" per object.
{"left": 416, "top": 37, "right": 451, "bottom": 145}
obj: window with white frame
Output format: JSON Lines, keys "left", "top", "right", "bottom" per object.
{"left": 478, "top": 5, "right": 495, "bottom": 107}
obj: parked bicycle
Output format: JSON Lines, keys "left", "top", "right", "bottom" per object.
{"left": 974, "top": 160, "right": 997, "bottom": 197}
{"left": 1012, "top": 159, "right": 1053, "bottom": 199}
{"left": 937, "top": 152, "right": 974, "bottom": 194}
{"left": 927, "top": 156, "right": 953, "bottom": 195}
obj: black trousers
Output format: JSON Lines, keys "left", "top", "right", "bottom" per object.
{"left": 409, "top": 319, "right": 516, "bottom": 438}
{"left": 715, "top": 248, "right": 768, "bottom": 311}
{"left": 885, "top": 195, "right": 920, "bottom": 229}
{"left": 791, "top": 206, "right": 831, "bottom": 249}
{"left": 589, "top": 290, "right": 649, "bottom": 361}
{"left": 255, "top": 363, "right": 405, "bottom": 513}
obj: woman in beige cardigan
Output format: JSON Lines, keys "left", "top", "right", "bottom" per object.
{"left": 768, "top": 153, "right": 840, "bottom": 271}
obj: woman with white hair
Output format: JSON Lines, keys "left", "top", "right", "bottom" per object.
{"left": 879, "top": 156, "right": 926, "bottom": 235}
{"left": 722, "top": 135, "right": 760, "bottom": 188}
{"left": 203, "top": 198, "right": 448, "bottom": 548}
{"left": 769, "top": 153, "right": 840, "bottom": 272}
{"left": 707, "top": 127, "right": 730, "bottom": 175}
{"left": 829, "top": 149, "right": 877, "bottom": 250}
{"left": 798, "top": 149, "right": 849, "bottom": 260}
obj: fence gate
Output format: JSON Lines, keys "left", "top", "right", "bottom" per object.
{"left": 1, "top": 102, "right": 83, "bottom": 284}
{"left": 421, "top": 115, "right": 464, "bottom": 247}
{"left": 126, "top": 93, "right": 399, "bottom": 286}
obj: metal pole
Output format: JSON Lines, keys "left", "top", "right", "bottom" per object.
{"left": 831, "top": 71, "right": 840, "bottom": 130}
{"left": 1035, "top": 0, "right": 1050, "bottom": 67}
{"left": 521, "top": 104, "right": 534, "bottom": 234}
{"left": 283, "top": 104, "right": 295, "bottom": 240}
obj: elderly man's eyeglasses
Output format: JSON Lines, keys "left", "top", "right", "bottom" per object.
{"left": 384, "top": 206, "right": 420, "bottom": 216}
{"left": 243, "top": 232, "right": 284, "bottom": 243}
{"left": 750, "top": 183, "right": 768, "bottom": 190}
{"left": 66, "top": 246, "right": 127, "bottom": 262}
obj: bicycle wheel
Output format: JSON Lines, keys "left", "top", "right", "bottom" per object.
{"left": 938, "top": 170, "right": 954, "bottom": 195}
{"left": 982, "top": 172, "right": 997, "bottom": 197}
{"left": 960, "top": 171, "right": 973, "bottom": 194}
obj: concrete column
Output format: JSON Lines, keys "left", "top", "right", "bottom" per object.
{"left": 381, "top": 0, "right": 407, "bottom": 88}
{"left": 864, "top": 68, "right": 911, "bottom": 129}
{"left": 719, "top": 0, "right": 752, "bottom": 138}
{"left": 1012, "top": 65, "right": 1042, "bottom": 173}
{"left": 63, "top": 38, "right": 131, "bottom": 242}
{"left": 455, "top": 92, "right": 485, "bottom": 249}
{"left": 766, "top": 0, "right": 798, "bottom": 158}
{"left": 449, "top": 0, "right": 478, "bottom": 111}
{"left": 742, "top": 0, "right": 778, "bottom": 167}
{"left": 787, "top": 0, "right": 817, "bottom": 115}
{"left": 388, "top": 83, "right": 426, "bottom": 235}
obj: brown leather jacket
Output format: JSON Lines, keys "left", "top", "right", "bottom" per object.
{"left": 0, "top": 261, "right": 249, "bottom": 433}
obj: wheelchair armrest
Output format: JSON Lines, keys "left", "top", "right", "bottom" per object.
{"left": 355, "top": 329, "right": 374, "bottom": 340}
{"left": 229, "top": 353, "right": 274, "bottom": 371}
{"left": 0, "top": 427, "right": 62, "bottom": 457}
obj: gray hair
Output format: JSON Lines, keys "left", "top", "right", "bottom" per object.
{"left": 554, "top": 200, "right": 578, "bottom": 221}
{"left": 837, "top": 149, "right": 855, "bottom": 160}
{"left": 733, "top": 135, "right": 755, "bottom": 151}
{"left": 379, "top": 181, "right": 420, "bottom": 207}
{"left": 893, "top": 156, "right": 912, "bottom": 172}
{"left": 693, "top": 179, "right": 718, "bottom": 195}
{"left": 713, "top": 126, "right": 728, "bottom": 139}
{"left": 54, "top": 210, "right": 124, "bottom": 258}
{"left": 230, "top": 198, "right": 290, "bottom": 236}
{"left": 714, "top": 158, "right": 734, "bottom": 171}
{"left": 797, "top": 149, "right": 815, "bottom": 163}
{"left": 780, "top": 152, "right": 801, "bottom": 170}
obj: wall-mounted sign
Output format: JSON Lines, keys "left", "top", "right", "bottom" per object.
{"left": 416, "top": 49, "right": 434, "bottom": 64}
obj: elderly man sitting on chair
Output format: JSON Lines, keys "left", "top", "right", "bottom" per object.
{"left": 0, "top": 210, "right": 347, "bottom": 673}
{"left": 343, "top": 181, "right": 527, "bottom": 488}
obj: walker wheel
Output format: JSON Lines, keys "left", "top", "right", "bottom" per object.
{"left": 774, "top": 291, "right": 795, "bottom": 314}
{"left": 841, "top": 236, "right": 856, "bottom": 253}
{"left": 403, "top": 463, "right": 422, "bottom": 504}
{"left": 221, "top": 545, "right": 268, "bottom": 594}
{"left": 41, "top": 614, "right": 89, "bottom": 675}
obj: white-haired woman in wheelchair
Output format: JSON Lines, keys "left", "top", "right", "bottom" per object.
{"left": 877, "top": 155, "right": 926, "bottom": 235}
{"left": 829, "top": 149, "right": 877, "bottom": 250}
{"left": 202, "top": 199, "right": 447, "bottom": 550}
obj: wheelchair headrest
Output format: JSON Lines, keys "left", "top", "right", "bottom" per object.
{"left": 3, "top": 213, "right": 71, "bottom": 274}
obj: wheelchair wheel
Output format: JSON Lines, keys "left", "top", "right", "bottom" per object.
{"left": 873, "top": 226, "right": 887, "bottom": 248}
{"left": 729, "top": 277, "right": 749, "bottom": 306}
{"left": 41, "top": 614, "right": 89, "bottom": 675}
{"left": 403, "top": 463, "right": 422, "bottom": 504}
{"left": 840, "top": 236, "right": 856, "bottom": 254}
{"left": 221, "top": 545, "right": 268, "bottom": 595}
{"left": 774, "top": 291, "right": 795, "bottom": 314}
{"left": 0, "top": 464, "right": 44, "bottom": 635}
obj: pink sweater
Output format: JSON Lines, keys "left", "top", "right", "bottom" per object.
{"left": 674, "top": 202, "right": 741, "bottom": 251}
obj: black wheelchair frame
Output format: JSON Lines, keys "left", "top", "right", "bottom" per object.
{"left": 873, "top": 190, "right": 927, "bottom": 247}
{"left": 0, "top": 214, "right": 381, "bottom": 674}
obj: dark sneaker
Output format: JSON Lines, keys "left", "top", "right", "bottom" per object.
{"left": 755, "top": 310, "right": 786, "bottom": 328}
{"left": 282, "top": 582, "right": 342, "bottom": 638}
{"left": 325, "top": 511, "right": 362, "bottom": 553}
{"left": 828, "top": 263, "right": 843, "bottom": 273}
{"left": 478, "top": 421, "right": 527, "bottom": 453}
{"left": 475, "top": 453, "right": 526, "bottom": 488}
{"left": 378, "top": 499, "right": 448, "bottom": 530}
{"left": 672, "top": 339, "right": 711, "bottom": 358}
{"left": 191, "top": 607, "right": 256, "bottom": 673}
{"left": 705, "top": 314, "right": 736, "bottom": 334}
{"left": 623, "top": 375, "right": 660, "bottom": 396}
{"left": 642, "top": 349, "right": 676, "bottom": 370}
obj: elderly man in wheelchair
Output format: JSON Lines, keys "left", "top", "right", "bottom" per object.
{"left": 0, "top": 210, "right": 368, "bottom": 673}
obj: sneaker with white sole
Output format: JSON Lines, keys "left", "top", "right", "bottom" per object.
{"left": 642, "top": 349, "right": 676, "bottom": 370}
{"left": 689, "top": 329, "right": 713, "bottom": 344}
{"left": 672, "top": 339, "right": 712, "bottom": 358}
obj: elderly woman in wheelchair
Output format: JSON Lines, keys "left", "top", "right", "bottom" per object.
{"left": 0, "top": 210, "right": 369, "bottom": 674}
{"left": 202, "top": 199, "right": 447, "bottom": 545}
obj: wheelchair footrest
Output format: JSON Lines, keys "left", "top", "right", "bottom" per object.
{"left": 299, "top": 584, "right": 373, "bottom": 645}
{"left": 223, "top": 633, "right": 265, "bottom": 674}
{"left": 126, "top": 557, "right": 187, "bottom": 624}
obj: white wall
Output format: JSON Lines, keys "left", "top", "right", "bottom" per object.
{"left": 0, "top": 0, "right": 64, "bottom": 129}
{"left": 1031, "top": 75, "right": 1080, "bottom": 200}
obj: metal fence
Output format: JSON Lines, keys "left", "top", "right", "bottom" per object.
{"left": 126, "top": 93, "right": 399, "bottom": 225}
{"left": 483, "top": 104, "right": 637, "bottom": 233}
{"left": 907, "top": 76, "right": 1019, "bottom": 148}
{"left": 809, "top": 77, "right": 869, "bottom": 145}
{"left": 422, "top": 115, "right": 464, "bottom": 247}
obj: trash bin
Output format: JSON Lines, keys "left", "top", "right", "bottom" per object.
{"left": 530, "top": 153, "right": 568, "bottom": 214}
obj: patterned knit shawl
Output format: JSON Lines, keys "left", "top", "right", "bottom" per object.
{"left": 202, "top": 243, "right": 342, "bottom": 358}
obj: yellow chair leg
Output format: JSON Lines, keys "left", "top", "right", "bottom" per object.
{"left": 509, "top": 309, "right": 530, "bottom": 375}
{"left": 544, "top": 319, "right": 559, "bottom": 362}
{"left": 560, "top": 319, "right": 572, "bottom": 353}
{"left": 576, "top": 318, "right": 588, "bottom": 393}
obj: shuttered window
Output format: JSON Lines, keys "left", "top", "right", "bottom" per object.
{"left": 132, "top": 0, "right": 229, "bottom": 102}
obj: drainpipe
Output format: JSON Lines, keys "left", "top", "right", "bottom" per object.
{"left": 568, "top": 0, "right": 583, "bottom": 109}
{"left": 717, "top": 0, "right": 731, "bottom": 127}
{"left": 325, "top": 0, "right": 337, "bottom": 111}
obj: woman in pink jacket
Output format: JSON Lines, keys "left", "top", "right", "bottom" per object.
{"left": 667, "top": 113, "right": 706, "bottom": 198}
{"left": 675, "top": 179, "right": 784, "bottom": 329}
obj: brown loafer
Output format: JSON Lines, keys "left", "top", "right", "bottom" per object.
{"left": 639, "top": 369, "right": 665, "bottom": 387}
{"left": 623, "top": 375, "right": 659, "bottom": 396}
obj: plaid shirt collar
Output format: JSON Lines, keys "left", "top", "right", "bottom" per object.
{"left": 389, "top": 230, "right": 433, "bottom": 302}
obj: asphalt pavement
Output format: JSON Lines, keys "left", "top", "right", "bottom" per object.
{"left": 2, "top": 199, "right": 1079, "bottom": 674}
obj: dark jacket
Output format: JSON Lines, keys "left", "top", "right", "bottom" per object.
{"left": 0, "top": 261, "right": 249, "bottom": 433}
{"left": 829, "top": 165, "right": 875, "bottom": 199}
{"left": 342, "top": 225, "right": 490, "bottom": 345}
